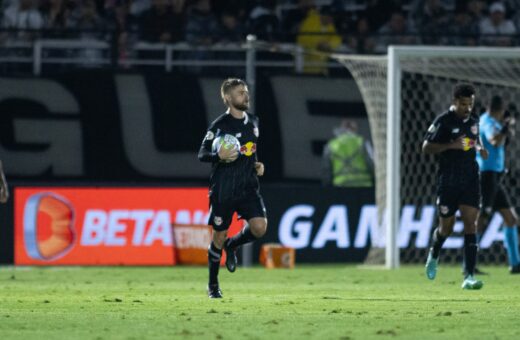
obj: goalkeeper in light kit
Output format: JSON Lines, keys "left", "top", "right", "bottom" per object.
{"left": 198, "top": 78, "right": 268, "bottom": 298}
{"left": 422, "top": 83, "right": 488, "bottom": 290}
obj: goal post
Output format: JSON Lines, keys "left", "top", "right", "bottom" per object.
{"left": 334, "top": 46, "right": 520, "bottom": 269}
{"left": 387, "top": 46, "right": 401, "bottom": 269}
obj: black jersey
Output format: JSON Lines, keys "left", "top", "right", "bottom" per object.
{"left": 424, "top": 110, "right": 480, "bottom": 185}
{"left": 198, "top": 112, "right": 260, "bottom": 202}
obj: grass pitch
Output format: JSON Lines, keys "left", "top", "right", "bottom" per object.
{"left": 0, "top": 265, "right": 519, "bottom": 339}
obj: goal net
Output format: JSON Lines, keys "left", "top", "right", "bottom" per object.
{"left": 333, "top": 46, "right": 520, "bottom": 267}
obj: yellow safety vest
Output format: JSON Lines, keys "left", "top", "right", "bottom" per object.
{"left": 328, "top": 134, "right": 373, "bottom": 187}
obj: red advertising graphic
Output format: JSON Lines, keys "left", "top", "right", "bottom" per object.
{"left": 15, "top": 188, "right": 242, "bottom": 265}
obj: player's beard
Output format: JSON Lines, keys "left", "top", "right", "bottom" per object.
{"left": 232, "top": 100, "right": 249, "bottom": 111}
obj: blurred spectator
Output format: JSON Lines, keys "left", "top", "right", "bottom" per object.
{"left": 218, "top": 10, "right": 244, "bottom": 44}
{"left": 183, "top": 0, "right": 219, "bottom": 73}
{"left": 184, "top": 0, "right": 219, "bottom": 45}
{"left": 2, "top": 0, "right": 43, "bottom": 40}
{"left": 67, "top": 0, "right": 106, "bottom": 65}
{"left": 281, "top": 0, "right": 314, "bottom": 41}
{"left": 442, "top": 9, "right": 478, "bottom": 46}
{"left": 140, "top": 0, "right": 183, "bottom": 43}
{"left": 344, "top": 16, "right": 376, "bottom": 54}
{"left": 502, "top": 0, "right": 520, "bottom": 28}
{"left": 105, "top": 0, "right": 140, "bottom": 66}
{"left": 249, "top": 0, "right": 280, "bottom": 42}
{"left": 40, "top": 0, "right": 69, "bottom": 34}
{"left": 211, "top": 0, "right": 248, "bottom": 22}
{"left": 365, "top": 0, "right": 404, "bottom": 31}
{"left": 1, "top": 0, "right": 19, "bottom": 11}
{"left": 67, "top": 0, "right": 105, "bottom": 37}
{"left": 409, "top": 0, "right": 450, "bottom": 43}
{"left": 321, "top": 119, "right": 374, "bottom": 188}
{"left": 375, "top": 11, "right": 419, "bottom": 53}
{"left": 129, "top": 0, "right": 151, "bottom": 17}
{"left": 215, "top": 9, "right": 244, "bottom": 75}
{"left": 467, "top": 0, "right": 487, "bottom": 23}
{"left": 296, "top": 6, "right": 342, "bottom": 74}
{"left": 479, "top": 2, "right": 517, "bottom": 46}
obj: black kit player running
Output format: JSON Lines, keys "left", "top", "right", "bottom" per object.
{"left": 424, "top": 110, "right": 481, "bottom": 217}
{"left": 422, "top": 83, "right": 488, "bottom": 290}
{"left": 198, "top": 78, "right": 268, "bottom": 298}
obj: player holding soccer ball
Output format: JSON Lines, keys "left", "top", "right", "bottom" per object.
{"left": 422, "top": 83, "right": 488, "bottom": 290}
{"left": 198, "top": 78, "right": 267, "bottom": 298}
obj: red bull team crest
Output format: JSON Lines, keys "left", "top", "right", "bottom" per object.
{"left": 240, "top": 141, "right": 257, "bottom": 156}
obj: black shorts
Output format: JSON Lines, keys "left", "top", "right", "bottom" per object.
{"left": 436, "top": 176, "right": 480, "bottom": 218}
{"left": 480, "top": 171, "right": 512, "bottom": 214}
{"left": 208, "top": 194, "right": 267, "bottom": 231}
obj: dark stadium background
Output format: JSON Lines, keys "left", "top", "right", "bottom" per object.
{"left": 1, "top": 0, "right": 519, "bottom": 266}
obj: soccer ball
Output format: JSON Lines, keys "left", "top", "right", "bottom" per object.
{"left": 212, "top": 134, "right": 241, "bottom": 162}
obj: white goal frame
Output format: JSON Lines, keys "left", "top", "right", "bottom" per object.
{"left": 386, "top": 46, "right": 520, "bottom": 269}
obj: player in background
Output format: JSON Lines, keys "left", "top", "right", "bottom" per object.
{"left": 422, "top": 83, "right": 488, "bottom": 290}
{"left": 0, "top": 160, "right": 8, "bottom": 203}
{"left": 476, "top": 95, "right": 520, "bottom": 274}
{"left": 198, "top": 78, "right": 267, "bottom": 298}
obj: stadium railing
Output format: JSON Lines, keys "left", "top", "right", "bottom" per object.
{"left": 1, "top": 29, "right": 519, "bottom": 76}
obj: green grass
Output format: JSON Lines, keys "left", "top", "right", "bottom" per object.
{"left": 0, "top": 265, "right": 519, "bottom": 339}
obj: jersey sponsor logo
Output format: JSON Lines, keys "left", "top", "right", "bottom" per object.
{"left": 240, "top": 142, "right": 257, "bottom": 156}
{"left": 235, "top": 133, "right": 242, "bottom": 138}
{"left": 253, "top": 127, "right": 259, "bottom": 137}
{"left": 205, "top": 131, "right": 215, "bottom": 140}
{"left": 471, "top": 124, "right": 478, "bottom": 135}
{"left": 451, "top": 128, "right": 460, "bottom": 133}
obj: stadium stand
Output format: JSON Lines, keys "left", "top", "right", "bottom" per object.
{"left": 1, "top": 0, "right": 519, "bottom": 75}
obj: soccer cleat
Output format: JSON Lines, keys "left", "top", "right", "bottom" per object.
{"left": 207, "top": 284, "right": 223, "bottom": 298}
{"left": 509, "top": 264, "right": 520, "bottom": 274}
{"left": 224, "top": 241, "right": 237, "bottom": 273}
{"left": 461, "top": 275, "right": 483, "bottom": 290}
{"left": 425, "top": 249, "right": 438, "bottom": 280}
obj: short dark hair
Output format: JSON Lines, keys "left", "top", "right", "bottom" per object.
{"left": 220, "top": 78, "right": 247, "bottom": 105}
{"left": 453, "top": 83, "right": 476, "bottom": 99}
{"left": 489, "top": 95, "right": 504, "bottom": 112}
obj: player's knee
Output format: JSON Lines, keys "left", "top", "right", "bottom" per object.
{"left": 250, "top": 219, "right": 267, "bottom": 238}
{"left": 439, "top": 218, "right": 455, "bottom": 235}
{"left": 212, "top": 231, "right": 228, "bottom": 248}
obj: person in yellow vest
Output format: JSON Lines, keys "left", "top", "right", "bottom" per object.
{"left": 296, "top": 6, "right": 342, "bottom": 75}
{"left": 322, "top": 119, "right": 374, "bottom": 187}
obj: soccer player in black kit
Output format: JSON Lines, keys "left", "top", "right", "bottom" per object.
{"left": 198, "top": 78, "right": 267, "bottom": 298}
{"left": 422, "top": 83, "right": 488, "bottom": 290}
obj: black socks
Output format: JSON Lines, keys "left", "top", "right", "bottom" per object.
{"left": 463, "top": 234, "right": 478, "bottom": 277}
{"left": 208, "top": 242, "right": 222, "bottom": 286}
{"left": 431, "top": 228, "right": 447, "bottom": 259}
{"left": 226, "top": 224, "right": 258, "bottom": 250}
